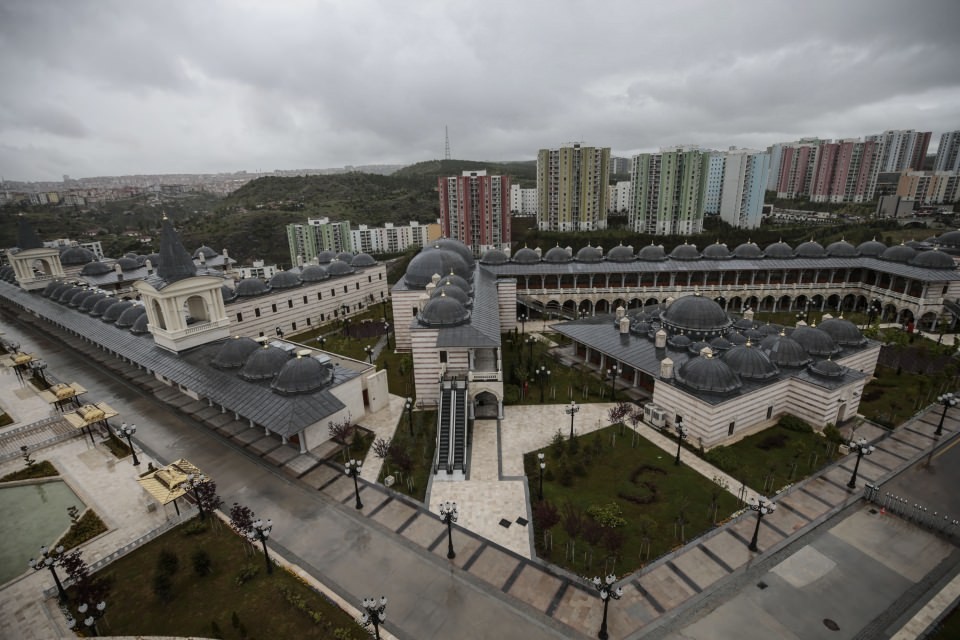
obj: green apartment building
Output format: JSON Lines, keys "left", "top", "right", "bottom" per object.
{"left": 285, "top": 217, "right": 353, "bottom": 267}
{"left": 630, "top": 147, "right": 709, "bottom": 236}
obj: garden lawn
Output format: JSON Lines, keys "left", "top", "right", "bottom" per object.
{"left": 78, "top": 517, "right": 365, "bottom": 639}
{"left": 502, "top": 333, "right": 613, "bottom": 406}
{"left": 1, "top": 460, "right": 58, "bottom": 482}
{"left": 376, "top": 410, "right": 437, "bottom": 502}
{"left": 526, "top": 425, "right": 739, "bottom": 576}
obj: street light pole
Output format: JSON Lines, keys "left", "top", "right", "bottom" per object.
{"left": 536, "top": 366, "right": 551, "bottom": 403}
{"left": 537, "top": 452, "right": 545, "bottom": 501}
{"left": 29, "top": 545, "right": 67, "bottom": 603}
{"left": 592, "top": 574, "right": 623, "bottom": 640}
{"left": 384, "top": 323, "right": 392, "bottom": 350}
{"left": 519, "top": 313, "right": 527, "bottom": 336}
{"left": 76, "top": 601, "right": 107, "bottom": 637}
{"left": 118, "top": 422, "right": 139, "bottom": 466}
{"left": 847, "top": 438, "right": 875, "bottom": 489}
{"left": 936, "top": 392, "right": 957, "bottom": 436}
{"left": 607, "top": 365, "right": 621, "bottom": 401}
{"left": 248, "top": 518, "right": 274, "bottom": 574}
{"left": 364, "top": 345, "right": 374, "bottom": 364}
{"left": 747, "top": 496, "right": 776, "bottom": 552}
{"left": 405, "top": 397, "right": 414, "bottom": 437}
{"left": 360, "top": 596, "right": 387, "bottom": 640}
{"left": 526, "top": 335, "right": 536, "bottom": 364}
{"left": 440, "top": 501, "right": 459, "bottom": 559}
{"left": 345, "top": 459, "right": 363, "bottom": 509}
{"left": 674, "top": 418, "right": 687, "bottom": 466}
{"left": 566, "top": 401, "right": 580, "bottom": 439}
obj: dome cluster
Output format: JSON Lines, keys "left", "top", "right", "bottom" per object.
{"left": 40, "top": 281, "right": 147, "bottom": 330}
{"left": 402, "top": 239, "right": 478, "bottom": 328}
{"left": 221, "top": 253, "right": 377, "bottom": 302}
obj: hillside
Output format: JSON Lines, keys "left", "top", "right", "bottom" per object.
{"left": 392, "top": 159, "right": 537, "bottom": 187}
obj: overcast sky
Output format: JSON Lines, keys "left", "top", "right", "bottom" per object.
{"left": 2, "top": 0, "right": 959, "bottom": 182}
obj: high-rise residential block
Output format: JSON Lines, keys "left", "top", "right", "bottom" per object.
{"left": 509, "top": 184, "right": 538, "bottom": 216}
{"left": 703, "top": 152, "right": 726, "bottom": 215}
{"left": 866, "top": 129, "right": 931, "bottom": 172}
{"left": 629, "top": 147, "right": 709, "bottom": 235}
{"left": 609, "top": 156, "right": 631, "bottom": 175}
{"left": 719, "top": 149, "right": 770, "bottom": 229}
{"left": 809, "top": 139, "right": 882, "bottom": 203}
{"left": 351, "top": 221, "right": 432, "bottom": 255}
{"left": 934, "top": 131, "right": 960, "bottom": 172}
{"left": 286, "top": 217, "right": 353, "bottom": 267}
{"left": 536, "top": 143, "right": 610, "bottom": 232}
{"left": 776, "top": 140, "right": 823, "bottom": 199}
{"left": 897, "top": 171, "right": 960, "bottom": 205}
{"left": 438, "top": 170, "right": 511, "bottom": 256}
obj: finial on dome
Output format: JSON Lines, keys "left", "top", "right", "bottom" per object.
{"left": 746, "top": 338, "right": 752, "bottom": 347}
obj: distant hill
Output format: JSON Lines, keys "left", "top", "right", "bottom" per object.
{"left": 393, "top": 159, "right": 537, "bottom": 187}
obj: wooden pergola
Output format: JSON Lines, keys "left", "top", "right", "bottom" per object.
{"left": 137, "top": 458, "right": 206, "bottom": 516}
{"left": 37, "top": 382, "right": 87, "bottom": 411}
{"left": 63, "top": 402, "right": 118, "bottom": 445}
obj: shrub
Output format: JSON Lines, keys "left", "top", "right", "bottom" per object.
{"left": 823, "top": 424, "right": 845, "bottom": 444}
{"left": 756, "top": 433, "right": 789, "bottom": 450}
{"left": 157, "top": 549, "right": 179, "bottom": 576}
{"left": 1, "top": 460, "right": 58, "bottom": 482}
{"left": 183, "top": 520, "right": 208, "bottom": 536}
{"left": 192, "top": 549, "right": 212, "bottom": 576}
{"left": 152, "top": 572, "right": 173, "bottom": 602}
{"left": 778, "top": 415, "right": 813, "bottom": 433}
{"left": 558, "top": 465, "right": 574, "bottom": 487}
{"left": 56, "top": 510, "right": 108, "bottom": 551}
{"left": 235, "top": 564, "right": 259, "bottom": 586}
{"left": 586, "top": 502, "right": 627, "bottom": 528}
{"left": 568, "top": 434, "right": 580, "bottom": 455}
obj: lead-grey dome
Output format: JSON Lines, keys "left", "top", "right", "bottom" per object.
{"left": 660, "top": 294, "right": 732, "bottom": 337}
{"left": 116, "top": 257, "right": 140, "bottom": 271}
{"left": 193, "top": 245, "right": 217, "bottom": 259}
{"left": 936, "top": 230, "right": 960, "bottom": 247}
{"left": 80, "top": 261, "right": 112, "bottom": 276}
{"left": 790, "top": 325, "right": 840, "bottom": 357}
{"left": 638, "top": 243, "right": 667, "bottom": 261}
{"left": 351, "top": 253, "right": 376, "bottom": 267}
{"left": 271, "top": 354, "right": 335, "bottom": 395}
{"left": 480, "top": 249, "right": 509, "bottom": 265}
{"left": 722, "top": 343, "right": 779, "bottom": 380}
{"left": 733, "top": 241, "right": 763, "bottom": 259}
{"left": 300, "top": 264, "right": 330, "bottom": 282}
{"left": 818, "top": 317, "right": 866, "bottom": 346}
{"left": 575, "top": 245, "right": 603, "bottom": 263}
{"left": 880, "top": 243, "right": 916, "bottom": 263}
{"left": 101, "top": 299, "right": 133, "bottom": 323}
{"left": 239, "top": 345, "right": 292, "bottom": 382}
{"left": 676, "top": 353, "right": 742, "bottom": 394}
{"left": 726, "top": 330, "right": 748, "bottom": 345}
{"left": 856, "top": 239, "right": 887, "bottom": 257}
{"left": 544, "top": 245, "right": 573, "bottom": 263}
{"left": 61, "top": 287, "right": 89, "bottom": 305}
{"left": 761, "top": 335, "right": 811, "bottom": 368}
{"left": 221, "top": 284, "right": 237, "bottom": 303}
{"left": 60, "top": 246, "right": 96, "bottom": 265}
{"left": 317, "top": 251, "right": 336, "bottom": 264}
{"left": 709, "top": 336, "right": 733, "bottom": 351}
{"left": 418, "top": 292, "right": 471, "bottom": 327}
{"left": 79, "top": 292, "right": 106, "bottom": 312}
{"left": 335, "top": 251, "right": 355, "bottom": 263}
{"left": 48, "top": 283, "right": 72, "bottom": 299}
{"left": 269, "top": 269, "right": 302, "bottom": 289}
{"left": 702, "top": 242, "right": 732, "bottom": 259}
{"left": 808, "top": 358, "right": 845, "bottom": 378}
{"left": 130, "top": 312, "right": 151, "bottom": 334}
{"left": 668, "top": 333, "right": 692, "bottom": 349}
{"left": 116, "top": 304, "right": 146, "bottom": 328}
{"left": 826, "top": 239, "right": 859, "bottom": 257}
{"left": 606, "top": 244, "right": 635, "bottom": 263}
{"left": 90, "top": 296, "right": 120, "bottom": 317}
{"left": 438, "top": 273, "right": 471, "bottom": 293}
{"left": 669, "top": 243, "right": 701, "bottom": 261}
{"left": 235, "top": 278, "right": 270, "bottom": 297}
{"left": 404, "top": 247, "right": 469, "bottom": 287}
{"left": 42, "top": 281, "right": 63, "bottom": 297}
{"left": 512, "top": 247, "right": 540, "bottom": 264}
{"left": 431, "top": 283, "right": 469, "bottom": 305}
{"left": 434, "top": 238, "right": 476, "bottom": 269}
{"left": 327, "top": 259, "right": 356, "bottom": 276}
{"left": 794, "top": 240, "right": 826, "bottom": 258}
{"left": 211, "top": 336, "right": 261, "bottom": 369}
{"left": 764, "top": 241, "right": 794, "bottom": 259}
{"left": 910, "top": 248, "right": 955, "bottom": 269}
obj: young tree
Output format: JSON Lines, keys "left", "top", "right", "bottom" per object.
{"left": 229, "top": 502, "right": 256, "bottom": 556}
{"left": 532, "top": 500, "right": 560, "bottom": 533}
{"left": 194, "top": 481, "right": 224, "bottom": 520}
{"left": 328, "top": 415, "right": 355, "bottom": 461}
{"left": 561, "top": 502, "right": 584, "bottom": 560}
{"left": 607, "top": 402, "right": 630, "bottom": 435}
{"left": 61, "top": 549, "right": 110, "bottom": 605}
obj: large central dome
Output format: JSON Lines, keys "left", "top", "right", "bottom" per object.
{"left": 660, "top": 294, "right": 732, "bottom": 339}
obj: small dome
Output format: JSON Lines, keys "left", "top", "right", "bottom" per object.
{"left": 194, "top": 245, "right": 217, "bottom": 259}
{"left": 271, "top": 354, "right": 335, "bottom": 395}
{"left": 910, "top": 248, "right": 956, "bottom": 269}
{"left": 63, "top": 287, "right": 90, "bottom": 305}
{"left": 49, "top": 283, "right": 72, "bottom": 300}
{"left": 220, "top": 284, "right": 237, "bottom": 303}
{"left": 404, "top": 247, "right": 469, "bottom": 287}
{"left": 134, "top": 254, "right": 148, "bottom": 265}
{"left": 794, "top": 240, "right": 826, "bottom": 258}
{"left": 335, "top": 251, "right": 355, "bottom": 263}
{"left": 826, "top": 239, "right": 859, "bottom": 257}
{"left": 709, "top": 336, "right": 733, "bottom": 351}
{"left": 764, "top": 241, "right": 794, "bottom": 259}
{"left": 575, "top": 245, "right": 603, "bottom": 263}
{"left": 123, "top": 252, "right": 139, "bottom": 260}
{"left": 936, "top": 230, "right": 960, "bottom": 247}
{"left": 351, "top": 253, "right": 376, "bottom": 267}
{"left": 235, "top": 278, "right": 270, "bottom": 297}
{"left": 239, "top": 345, "right": 292, "bottom": 382}
{"left": 418, "top": 292, "right": 471, "bottom": 327}
{"left": 145, "top": 253, "right": 161, "bottom": 265}
{"left": 668, "top": 333, "right": 692, "bottom": 349}
{"left": 879, "top": 243, "right": 917, "bottom": 263}
{"left": 116, "top": 257, "right": 140, "bottom": 271}
{"left": 130, "top": 312, "right": 151, "bottom": 334}
{"left": 544, "top": 245, "right": 573, "bottom": 263}
{"left": 808, "top": 358, "right": 845, "bottom": 378}
{"left": 702, "top": 242, "right": 732, "bottom": 260}
{"left": 722, "top": 343, "right": 779, "bottom": 380}
{"left": 433, "top": 238, "right": 476, "bottom": 269}
{"left": 269, "top": 269, "right": 302, "bottom": 289}
{"left": 116, "top": 304, "right": 146, "bottom": 328}
{"left": 743, "top": 328, "right": 765, "bottom": 341}
{"left": 60, "top": 246, "right": 96, "bottom": 265}
{"left": 300, "top": 264, "right": 330, "bottom": 282}
{"left": 661, "top": 294, "right": 732, "bottom": 336}
{"left": 480, "top": 248, "right": 509, "bottom": 265}
{"left": 856, "top": 239, "right": 887, "bottom": 257}
{"left": 90, "top": 296, "right": 120, "bottom": 317}
{"left": 905, "top": 240, "right": 930, "bottom": 250}
{"left": 790, "top": 325, "right": 839, "bottom": 357}
{"left": 733, "top": 241, "right": 764, "bottom": 259}
{"left": 676, "top": 353, "right": 742, "bottom": 395}
{"left": 327, "top": 259, "right": 356, "bottom": 276}
{"left": 431, "top": 283, "right": 469, "bottom": 305}
{"left": 630, "top": 319, "right": 652, "bottom": 335}
{"left": 512, "top": 247, "right": 541, "bottom": 264}
{"left": 818, "top": 317, "right": 866, "bottom": 346}
{"left": 80, "top": 261, "right": 113, "bottom": 276}
{"left": 606, "top": 244, "right": 635, "bottom": 263}
{"left": 733, "top": 317, "right": 755, "bottom": 330}
{"left": 439, "top": 273, "right": 471, "bottom": 293}
{"left": 316, "top": 251, "right": 337, "bottom": 264}
{"left": 669, "top": 243, "right": 701, "bottom": 261}
{"left": 762, "top": 335, "right": 811, "bottom": 368}
{"left": 211, "top": 336, "right": 261, "bottom": 369}
{"left": 758, "top": 323, "right": 782, "bottom": 336}
{"left": 688, "top": 340, "right": 712, "bottom": 355}
{"left": 42, "top": 281, "right": 62, "bottom": 297}
{"left": 101, "top": 300, "right": 133, "bottom": 323}
{"left": 726, "top": 330, "right": 748, "bottom": 345}
{"left": 79, "top": 292, "right": 107, "bottom": 313}
{"left": 637, "top": 243, "right": 667, "bottom": 261}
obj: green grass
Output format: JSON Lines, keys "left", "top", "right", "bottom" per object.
{"left": 527, "top": 424, "right": 739, "bottom": 576}
{"left": 102, "top": 434, "right": 132, "bottom": 459}
{"left": 75, "top": 517, "right": 365, "bottom": 639}
{"left": 376, "top": 410, "right": 437, "bottom": 502}
{"left": 0, "top": 411, "right": 12, "bottom": 427}
{"left": 859, "top": 365, "right": 947, "bottom": 427}
{"left": 502, "top": 332, "right": 618, "bottom": 405}
{"left": 1, "top": 460, "right": 59, "bottom": 481}
{"left": 56, "top": 510, "right": 108, "bottom": 551}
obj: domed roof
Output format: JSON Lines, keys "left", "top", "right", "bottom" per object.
{"left": 433, "top": 238, "right": 476, "bottom": 268}
{"left": 211, "top": 336, "right": 262, "bottom": 369}
{"left": 512, "top": 246, "right": 540, "bottom": 264}
{"left": 480, "top": 248, "right": 509, "bottom": 265}
{"left": 905, "top": 239, "right": 930, "bottom": 250}
{"left": 702, "top": 242, "right": 732, "bottom": 259}
{"left": 709, "top": 336, "right": 733, "bottom": 351}
{"left": 123, "top": 252, "right": 139, "bottom": 259}
{"left": 879, "top": 243, "right": 916, "bottom": 263}
{"left": 271, "top": 353, "right": 335, "bottom": 395}
{"left": 48, "top": 283, "right": 72, "bottom": 299}
{"left": 544, "top": 245, "right": 573, "bottom": 263}
{"left": 818, "top": 317, "right": 865, "bottom": 346}
{"left": 688, "top": 340, "right": 712, "bottom": 355}
{"left": 676, "top": 353, "right": 742, "bottom": 395}
{"left": 439, "top": 273, "right": 471, "bottom": 293}
{"left": 316, "top": 250, "right": 337, "bottom": 264}
{"left": 764, "top": 241, "right": 794, "bottom": 259}
{"left": 101, "top": 299, "right": 133, "bottom": 323}
{"left": 404, "top": 247, "right": 469, "bottom": 287}
{"left": 668, "top": 333, "right": 692, "bottom": 349}
{"left": 116, "top": 257, "right": 140, "bottom": 271}
{"left": 790, "top": 325, "right": 839, "bottom": 357}
{"left": 130, "top": 312, "right": 151, "bottom": 334}
{"left": 80, "top": 261, "right": 112, "bottom": 276}
{"left": 856, "top": 238, "right": 887, "bottom": 257}
{"left": 134, "top": 254, "right": 148, "bottom": 265}
{"left": 145, "top": 253, "right": 160, "bottom": 266}
{"left": 300, "top": 264, "right": 329, "bottom": 282}
{"left": 733, "top": 241, "right": 763, "bottom": 259}
{"left": 327, "top": 259, "right": 356, "bottom": 276}
{"left": 826, "top": 239, "right": 859, "bottom": 257}
{"left": 630, "top": 320, "right": 652, "bottom": 335}
{"left": 758, "top": 323, "right": 782, "bottom": 336}
{"left": 808, "top": 358, "right": 845, "bottom": 378}
{"left": 637, "top": 243, "right": 667, "bottom": 261}
{"left": 743, "top": 328, "right": 766, "bottom": 341}
{"left": 733, "top": 317, "right": 755, "bottom": 330}
{"left": 431, "top": 283, "right": 469, "bottom": 305}
{"left": 418, "top": 292, "right": 470, "bottom": 327}
{"left": 351, "top": 253, "right": 376, "bottom": 267}
{"left": 79, "top": 292, "right": 107, "bottom": 312}
{"left": 761, "top": 335, "right": 811, "bottom": 368}
{"left": 669, "top": 243, "right": 701, "bottom": 261}
{"left": 269, "top": 269, "right": 302, "bottom": 289}
{"left": 62, "top": 287, "right": 89, "bottom": 305}
{"left": 239, "top": 345, "right": 291, "bottom": 381}
{"left": 936, "top": 230, "right": 960, "bottom": 247}
{"left": 335, "top": 251, "right": 355, "bottom": 263}
{"left": 220, "top": 284, "right": 237, "bottom": 303}
{"left": 235, "top": 278, "right": 270, "bottom": 297}
{"left": 193, "top": 245, "right": 217, "bottom": 259}
{"left": 90, "top": 296, "right": 120, "bottom": 317}
{"left": 910, "top": 248, "right": 956, "bottom": 269}
{"left": 116, "top": 304, "right": 146, "bottom": 328}
{"left": 606, "top": 244, "right": 635, "bottom": 263}
{"left": 726, "top": 330, "right": 748, "bottom": 345}
{"left": 722, "top": 342, "right": 779, "bottom": 380}
{"left": 794, "top": 240, "right": 826, "bottom": 258}
{"left": 60, "top": 246, "right": 96, "bottom": 265}
{"left": 661, "top": 294, "right": 732, "bottom": 334}
{"left": 42, "top": 281, "right": 62, "bottom": 297}
{"left": 575, "top": 245, "right": 603, "bottom": 263}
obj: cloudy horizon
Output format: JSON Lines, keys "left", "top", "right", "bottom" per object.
{"left": 1, "top": 0, "right": 959, "bottom": 182}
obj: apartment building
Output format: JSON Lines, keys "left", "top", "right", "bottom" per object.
{"left": 629, "top": 147, "right": 709, "bottom": 235}
{"left": 438, "top": 170, "right": 511, "bottom": 256}
{"left": 719, "top": 149, "right": 770, "bottom": 229}
{"left": 536, "top": 144, "right": 610, "bottom": 232}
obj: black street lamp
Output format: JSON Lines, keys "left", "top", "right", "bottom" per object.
{"left": 565, "top": 401, "right": 580, "bottom": 439}
{"left": 607, "top": 365, "right": 622, "bottom": 401}
{"left": 747, "top": 496, "right": 776, "bottom": 552}
{"left": 247, "top": 518, "right": 274, "bottom": 574}
{"left": 439, "top": 500, "right": 459, "bottom": 559}
{"left": 364, "top": 345, "right": 374, "bottom": 364}
{"left": 936, "top": 392, "right": 957, "bottom": 436}
{"left": 345, "top": 459, "right": 363, "bottom": 509}
{"left": 796, "top": 301, "right": 810, "bottom": 325}
{"left": 518, "top": 313, "right": 527, "bottom": 336}
{"left": 847, "top": 437, "right": 875, "bottom": 489}
{"left": 405, "top": 397, "right": 414, "bottom": 437}
{"left": 360, "top": 596, "right": 387, "bottom": 640}
{"left": 118, "top": 422, "right": 139, "bottom": 466}
{"left": 29, "top": 545, "right": 67, "bottom": 603}
{"left": 384, "top": 322, "right": 392, "bottom": 350}
{"left": 536, "top": 365, "right": 551, "bottom": 403}
{"left": 526, "top": 335, "right": 536, "bottom": 364}
{"left": 592, "top": 573, "right": 623, "bottom": 640}
{"left": 865, "top": 298, "right": 882, "bottom": 329}
{"left": 317, "top": 336, "right": 327, "bottom": 351}
{"left": 537, "top": 452, "right": 546, "bottom": 501}
{"left": 674, "top": 417, "right": 688, "bottom": 466}
{"left": 74, "top": 600, "right": 107, "bottom": 637}
{"left": 275, "top": 326, "right": 284, "bottom": 339}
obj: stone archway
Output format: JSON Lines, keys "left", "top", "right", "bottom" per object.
{"left": 473, "top": 390, "right": 500, "bottom": 419}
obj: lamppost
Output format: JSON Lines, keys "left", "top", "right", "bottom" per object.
{"left": 405, "top": 397, "right": 414, "bottom": 437}
{"left": 118, "top": 422, "right": 139, "bottom": 466}
{"left": 607, "top": 365, "right": 622, "bottom": 401}
{"left": 674, "top": 417, "right": 687, "bottom": 466}
{"left": 518, "top": 313, "right": 527, "bottom": 336}
{"left": 29, "top": 545, "right": 67, "bottom": 603}
{"left": 866, "top": 299, "right": 881, "bottom": 329}
{"left": 566, "top": 401, "right": 580, "bottom": 439}
{"left": 345, "top": 459, "right": 363, "bottom": 509}
{"left": 747, "top": 496, "right": 776, "bottom": 552}
{"left": 275, "top": 326, "right": 284, "bottom": 339}
{"left": 592, "top": 574, "right": 623, "bottom": 640}
{"left": 936, "top": 392, "right": 957, "bottom": 436}
{"left": 384, "top": 322, "right": 392, "bottom": 350}
{"left": 248, "top": 518, "right": 274, "bottom": 574}
{"left": 796, "top": 301, "right": 810, "bottom": 325}
{"left": 317, "top": 336, "right": 327, "bottom": 351}
{"left": 360, "top": 596, "right": 387, "bottom": 640}
{"left": 439, "top": 500, "right": 459, "bottom": 559}
{"left": 847, "top": 437, "right": 875, "bottom": 489}
{"left": 182, "top": 473, "right": 209, "bottom": 519}
{"left": 536, "top": 365, "right": 551, "bottom": 403}
{"left": 537, "top": 452, "right": 546, "bottom": 500}
{"left": 526, "top": 335, "right": 536, "bottom": 364}
{"left": 74, "top": 601, "right": 107, "bottom": 637}
{"left": 364, "top": 345, "right": 374, "bottom": 364}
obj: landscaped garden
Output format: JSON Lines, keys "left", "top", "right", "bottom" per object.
{"left": 375, "top": 409, "right": 437, "bottom": 502}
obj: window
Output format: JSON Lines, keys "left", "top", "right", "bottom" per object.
{"left": 292, "top": 322, "right": 297, "bottom": 330}
{"left": 766, "top": 406, "right": 773, "bottom": 420}
{"left": 439, "top": 351, "right": 447, "bottom": 364}
{"left": 254, "top": 308, "right": 261, "bottom": 318}
{"left": 288, "top": 300, "right": 293, "bottom": 309}
{"left": 306, "top": 318, "right": 311, "bottom": 326}
{"left": 258, "top": 331, "right": 264, "bottom": 337}
{"left": 317, "top": 292, "right": 322, "bottom": 301}
{"left": 728, "top": 422, "right": 735, "bottom": 436}
{"left": 368, "top": 275, "right": 372, "bottom": 283}
{"left": 343, "top": 285, "right": 348, "bottom": 293}
{"left": 320, "top": 313, "right": 325, "bottom": 321}
{"left": 331, "top": 289, "right": 336, "bottom": 297}
{"left": 272, "top": 303, "right": 277, "bottom": 313}
{"left": 236, "top": 312, "right": 243, "bottom": 322}
{"left": 356, "top": 282, "right": 360, "bottom": 290}
{"left": 412, "top": 306, "right": 418, "bottom": 317}
{"left": 303, "top": 296, "right": 308, "bottom": 304}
